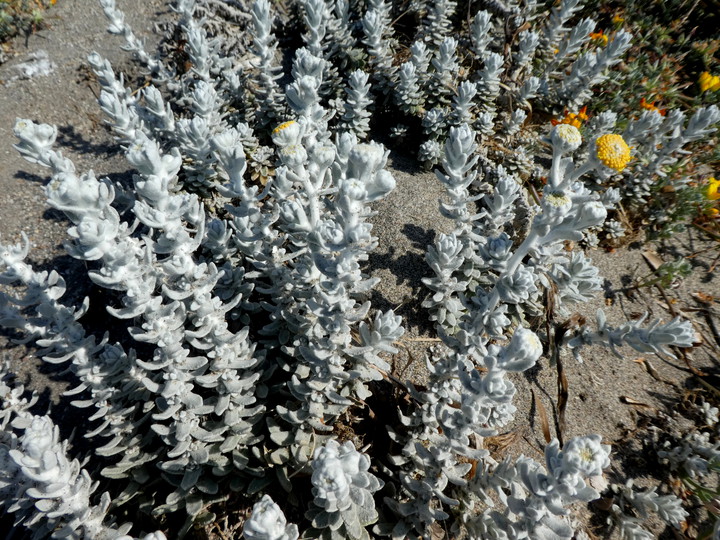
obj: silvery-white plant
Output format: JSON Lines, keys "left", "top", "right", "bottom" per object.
{"left": 250, "top": 0, "right": 286, "bottom": 130}
{"left": 424, "top": 122, "right": 615, "bottom": 344}
{"left": 11, "top": 117, "right": 267, "bottom": 528}
{"left": 417, "top": 0, "right": 455, "bottom": 46}
{"left": 243, "top": 495, "right": 299, "bottom": 540}
{"left": 470, "top": 10, "right": 493, "bottom": 61}
{"left": 608, "top": 480, "right": 688, "bottom": 540}
{"left": 621, "top": 105, "right": 720, "bottom": 232}
{"left": 427, "top": 37, "right": 460, "bottom": 109}
{"left": 659, "top": 429, "right": 720, "bottom": 479}
{"left": 0, "top": 0, "right": 713, "bottom": 538}
{"left": 395, "top": 61, "right": 424, "bottom": 116}
{"left": 0, "top": 364, "right": 166, "bottom": 540}
{"left": 303, "top": 440, "right": 383, "bottom": 539}
{"left": 411, "top": 120, "right": 693, "bottom": 538}
{"left": 567, "top": 309, "right": 696, "bottom": 360}
{"left": 381, "top": 329, "right": 545, "bottom": 538}
{"left": 604, "top": 397, "right": 720, "bottom": 539}
{"left": 362, "top": 0, "right": 396, "bottom": 96}
{"left": 6, "top": 24, "right": 400, "bottom": 536}
{"left": 463, "top": 435, "right": 612, "bottom": 539}
{"left": 341, "top": 70, "right": 373, "bottom": 140}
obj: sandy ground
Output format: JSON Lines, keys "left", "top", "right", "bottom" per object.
{"left": 1, "top": 1, "right": 719, "bottom": 538}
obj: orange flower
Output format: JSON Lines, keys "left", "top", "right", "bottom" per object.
{"left": 577, "top": 106, "right": 589, "bottom": 122}
{"left": 551, "top": 106, "right": 589, "bottom": 128}
{"left": 639, "top": 97, "right": 667, "bottom": 116}
{"left": 589, "top": 30, "right": 609, "bottom": 46}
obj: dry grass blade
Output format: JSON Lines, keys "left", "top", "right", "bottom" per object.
{"left": 696, "top": 377, "right": 720, "bottom": 400}
{"left": 636, "top": 357, "right": 679, "bottom": 388}
{"left": 485, "top": 430, "right": 523, "bottom": 456}
{"left": 642, "top": 249, "right": 664, "bottom": 271}
{"left": 556, "top": 355, "right": 569, "bottom": 447}
{"left": 396, "top": 342, "right": 419, "bottom": 380}
{"left": 690, "top": 295, "right": 720, "bottom": 349}
{"left": 679, "top": 348, "right": 708, "bottom": 377}
{"left": 532, "top": 389, "right": 552, "bottom": 444}
{"left": 619, "top": 396, "right": 654, "bottom": 409}
{"left": 549, "top": 314, "right": 584, "bottom": 448}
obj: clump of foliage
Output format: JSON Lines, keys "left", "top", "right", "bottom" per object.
{"left": 0, "top": 0, "right": 716, "bottom": 539}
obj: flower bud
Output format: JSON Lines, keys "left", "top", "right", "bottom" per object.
{"left": 347, "top": 142, "right": 386, "bottom": 181}
{"left": 271, "top": 120, "right": 302, "bottom": 147}
{"left": 551, "top": 124, "right": 582, "bottom": 153}
{"left": 243, "top": 495, "right": 298, "bottom": 540}
{"left": 365, "top": 169, "right": 396, "bottom": 201}
{"left": 279, "top": 200, "right": 310, "bottom": 231}
{"left": 340, "top": 177, "right": 368, "bottom": 201}
{"left": 279, "top": 144, "right": 307, "bottom": 168}
{"left": 500, "top": 327, "right": 543, "bottom": 371}
{"left": 574, "top": 200, "right": 608, "bottom": 230}
{"left": 311, "top": 144, "right": 336, "bottom": 170}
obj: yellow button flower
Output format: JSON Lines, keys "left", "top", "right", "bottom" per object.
{"left": 706, "top": 177, "right": 720, "bottom": 201}
{"left": 699, "top": 72, "right": 720, "bottom": 93}
{"left": 595, "top": 134, "right": 632, "bottom": 172}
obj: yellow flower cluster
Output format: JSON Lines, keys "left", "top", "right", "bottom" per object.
{"left": 705, "top": 177, "right": 720, "bottom": 217}
{"left": 699, "top": 72, "right": 720, "bottom": 93}
{"left": 595, "top": 134, "right": 632, "bottom": 172}
{"left": 707, "top": 177, "right": 720, "bottom": 201}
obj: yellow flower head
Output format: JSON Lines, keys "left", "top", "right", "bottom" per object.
{"left": 706, "top": 177, "right": 720, "bottom": 201}
{"left": 699, "top": 72, "right": 720, "bottom": 93}
{"left": 273, "top": 120, "right": 297, "bottom": 134}
{"left": 612, "top": 14, "right": 625, "bottom": 24}
{"left": 595, "top": 134, "right": 632, "bottom": 172}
